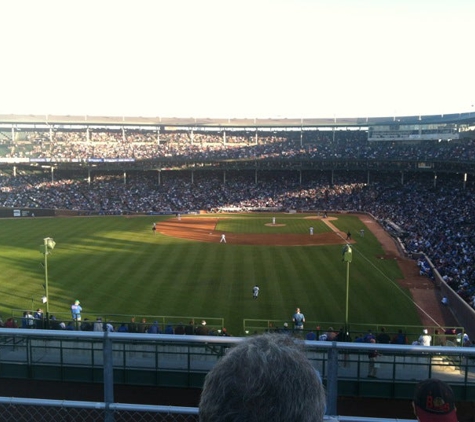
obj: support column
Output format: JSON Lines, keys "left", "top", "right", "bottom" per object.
{"left": 332, "top": 127, "right": 336, "bottom": 157}
{"left": 326, "top": 345, "right": 339, "bottom": 417}
{"left": 103, "top": 331, "right": 115, "bottom": 422}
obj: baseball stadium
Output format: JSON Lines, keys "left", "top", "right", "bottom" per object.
{"left": 1, "top": 112, "right": 475, "bottom": 419}
{"left": 3, "top": 0, "right": 475, "bottom": 418}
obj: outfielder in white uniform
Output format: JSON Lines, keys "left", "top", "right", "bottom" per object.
{"left": 253, "top": 285, "right": 260, "bottom": 299}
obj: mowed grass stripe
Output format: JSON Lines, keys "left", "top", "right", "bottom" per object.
{"left": 274, "top": 247, "right": 311, "bottom": 304}
{"left": 251, "top": 247, "right": 286, "bottom": 320}
{"left": 195, "top": 244, "right": 246, "bottom": 323}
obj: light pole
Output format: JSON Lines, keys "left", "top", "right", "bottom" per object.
{"left": 342, "top": 244, "right": 353, "bottom": 333}
{"left": 40, "top": 237, "right": 56, "bottom": 327}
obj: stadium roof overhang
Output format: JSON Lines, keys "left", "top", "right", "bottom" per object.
{"left": 0, "top": 112, "right": 474, "bottom": 130}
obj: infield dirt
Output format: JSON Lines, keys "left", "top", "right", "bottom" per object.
{"left": 158, "top": 213, "right": 458, "bottom": 330}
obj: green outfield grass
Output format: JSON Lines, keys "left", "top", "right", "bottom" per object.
{"left": 0, "top": 213, "right": 421, "bottom": 335}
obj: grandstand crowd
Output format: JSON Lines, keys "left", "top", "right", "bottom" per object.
{"left": 1, "top": 128, "right": 475, "bottom": 313}
{"left": 1, "top": 128, "right": 475, "bottom": 161}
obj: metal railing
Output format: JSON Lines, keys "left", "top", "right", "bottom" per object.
{"left": 10, "top": 311, "right": 225, "bottom": 334}
{"left": 243, "top": 319, "right": 465, "bottom": 345}
{"left": 1, "top": 329, "right": 474, "bottom": 419}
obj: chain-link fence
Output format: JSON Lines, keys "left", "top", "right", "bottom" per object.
{"left": 0, "top": 399, "right": 420, "bottom": 422}
{"left": 0, "top": 399, "right": 199, "bottom": 422}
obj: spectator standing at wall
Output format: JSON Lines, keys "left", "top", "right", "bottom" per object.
{"left": 147, "top": 321, "right": 161, "bottom": 334}
{"left": 21, "top": 311, "right": 34, "bottom": 328}
{"left": 185, "top": 320, "right": 195, "bottom": 335}
{"left": 363, "top": 329, "right": 376, "bottom": 343}
{"left": 417, "top": 329, "right": 432, "bottom": 346}
{"left": 196, "top": 320, "right": 209, "bottom": 335}
{"left": 139, "top": 317, "right": 148, "bottom": 333}
{"left": 391, "top": 329, "right": 408, "bottom": 344}
{"left": 94, "top": 317, "right": 103, "bottom": 332}
{"left": 376, "top": 327, "right": 391, "bottom": 344}
{"left": 128, "top": 317, "right": 137, "bottom": 333}
{"left": 34, "top": 308, "right": 44, "bottom": 329}
{"left": 5, "top": 317, "right": 18, "bottom": 328}
{"left": 80, "top": 318, "right": 93, "bottom": 331}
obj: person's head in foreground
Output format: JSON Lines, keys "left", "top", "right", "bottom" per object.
{"left": 413, "top": 378, "right": 458, "bottom": 422}
{"left": 199, "top": 333, "right": 326, "bottom": 422}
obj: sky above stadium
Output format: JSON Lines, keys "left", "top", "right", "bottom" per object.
{"left": 1, "top": 0, "right": 474, "bottom": 119}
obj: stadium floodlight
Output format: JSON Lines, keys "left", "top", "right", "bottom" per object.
{"left": 40, "top": 237, "right": 56, "bottom": 327}
{"left": 342, "top": 244, "right": 353, "bottom": 332}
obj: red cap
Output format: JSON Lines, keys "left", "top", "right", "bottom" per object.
{"left": 413, "top": 379, "right": 457, "bottom": 422}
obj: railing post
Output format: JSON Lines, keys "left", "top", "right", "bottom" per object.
{"left": 326, "top": 342, "right": 339, "bottom": 416}
{"left": 103, "top": 330, "right": 115, "bottom": 422}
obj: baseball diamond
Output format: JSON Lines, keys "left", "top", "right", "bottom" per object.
{"left": 156, "top": 213, "right": 457, "bottom": 331}
{"left": 157, "top": 216, "right": 351, "bottom": 246}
